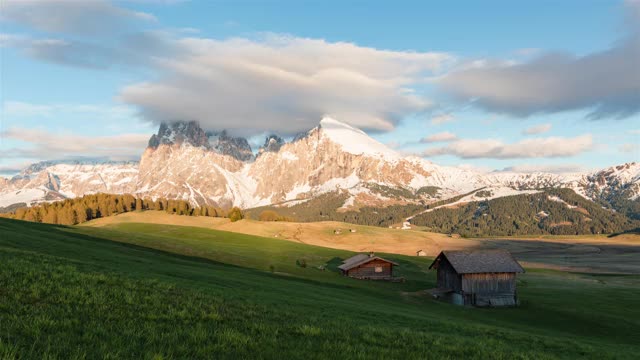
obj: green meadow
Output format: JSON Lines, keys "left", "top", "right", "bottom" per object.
{"left": 1, "top": 218, "right": 639, "bottom": 359}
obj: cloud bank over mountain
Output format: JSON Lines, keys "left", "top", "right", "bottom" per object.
{"left": 118, "top": 35, "right": 451, "bottom": 136}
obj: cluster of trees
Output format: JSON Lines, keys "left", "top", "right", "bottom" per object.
{"left": 10, "top": 194, "right": 230, "bottom": 226}
{"left": 228, "top": 207, "right": 244, "bottom": 222}
{"left": 595, "top": 189, "right": 640, "bottom": 221}
{"left": 258, "top": 210, "right": 293, "bottom": 222}
{"left": 410, "top": 189, "right": 640, "bottom": 236}
{"left": 248, "top": 191, "right": 423, "bottom": 227}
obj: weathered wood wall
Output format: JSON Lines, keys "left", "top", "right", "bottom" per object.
{"left": 436, "top": 258, "right": 462, "bottom": 292}
{"left": 346, "top": 259, "right": 393, "bottom": 279}
{"left": 461, "top": 273, "right": 516, "bottom": 295}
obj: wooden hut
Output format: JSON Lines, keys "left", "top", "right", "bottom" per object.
{"left": 339, "top": 253, "right": 398, "bottom": 280}
{"left": 428, "top": 250, "right": 525, "bottom": 307}
{"left": 416, "top": 249, "right": 427, "bottom": 257}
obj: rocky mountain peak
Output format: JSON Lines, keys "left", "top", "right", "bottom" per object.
{"left": 207, "top": 130, "right": 254, "bottom": 162}
{"left": 258, "top": 134, "right": 285, "bottom": 154}
{"left": 147, "top": 121, "right": 254, "bottom": 161}
{"left": 148, "top": 121, "right": 209, "bottom": 149}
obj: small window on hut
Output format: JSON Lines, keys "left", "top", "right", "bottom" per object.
{"left": 374, "top": 266, "right": 383, "bottom": 273}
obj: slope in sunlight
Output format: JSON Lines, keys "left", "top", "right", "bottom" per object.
{"left": 1, "top": 218, "right": 639, "bottom": 358}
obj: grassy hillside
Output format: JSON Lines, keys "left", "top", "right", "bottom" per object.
{"left": 1, "top": 218, "right": 640, "bottom": 358}
{"left": 82, "top": 211, "right": 452, "bottom": 257}
{"left": 84, "top": 211, "right": 640, "bottom": 274}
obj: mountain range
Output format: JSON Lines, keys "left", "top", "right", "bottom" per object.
{"left": 1, "top": 117, "right": 639, "bottom": 226}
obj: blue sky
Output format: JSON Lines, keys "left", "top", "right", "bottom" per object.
{"left": 0, "top": 0, "right": 638, "bottom": 175}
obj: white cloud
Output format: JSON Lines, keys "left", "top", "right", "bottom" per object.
{"left": 423, "top": 134, "right": 593, "bottom": 159}
{"left": 523, "top": 123, "right": 552, "bottom": 135}
{"left": 620, "top": 143, "right": 639, "bottom": 153}
{"left": 498, "top": 163, "right": 587, "bottom": 174}
{"left": 438, "top": 0, "right": 640, "bottom": 120}
{"left": 2, "top": 101, "right": 139, "bottom": 120}
{"left": 456, "top": 163, "right": 493, "bottom": 173}
{"left": 120, "top": 35, "right": 453, "bottom": 136}
{"left": 430, "top": 113, "right": 455, "bottom": 125}
{"left": 1, "top": 0, "right": 454, "bottom": 137}
{"left": 0, "top": 0, "right": 155, "bottom": 35}
{"left": 0, "top": 128, "right": 149, "bottom": 161}
{"left": 0, "top": 160, "right": 35, "bottom": 176}
{"left": 2, "top": 101, "right": 54, "bottom": 117}
{"left": 0, "top": 30, "right": 183, "bottom": 69}
{"left": 421, "top": 131, "right": 457, "bottom": 143}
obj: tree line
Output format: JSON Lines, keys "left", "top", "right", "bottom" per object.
{"left": 410, "top": 188, "right": 640, "bottom": 236}
{"left": 9, "top": 193, "right": 237, "bottom": 226}
{"left": 248, "top": 191, "right": 423, "bottom": 227}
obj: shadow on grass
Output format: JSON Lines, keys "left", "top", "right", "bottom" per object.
{"left": 0, "top": 218, "right": 365, "bottom": 292}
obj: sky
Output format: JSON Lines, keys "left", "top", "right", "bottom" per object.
{"left": 0, "top": 0, "right": 638, "bottom": 176}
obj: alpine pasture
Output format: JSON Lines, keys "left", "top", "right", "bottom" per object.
{"left": 1, "top": 217, "right": 639, "bottom": 359}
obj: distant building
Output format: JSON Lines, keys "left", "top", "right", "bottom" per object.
{"left": 339, "top": 253, "right": 398, "bottom": 280}
{"left": 428, "top": 250, "right": 525, "bottom": 307}
{"left": 416, "top": 250, "right": 427, "bottom": 257}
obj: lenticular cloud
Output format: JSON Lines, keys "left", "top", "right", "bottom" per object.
{"left": 120, "top": 35, "right": 453, "bottom": 136}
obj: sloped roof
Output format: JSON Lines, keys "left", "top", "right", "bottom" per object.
{"left": 429, "top": 250, "right": 525, "bottom": 274}
{"left": 338, "top": 254, "right": 399, "bottom": 271}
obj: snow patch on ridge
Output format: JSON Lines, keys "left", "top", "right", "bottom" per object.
{"left": 0, "top": 188, "right": 47, "bottom": 208}
{"left": 320, "top": 117, "right": 400, "bottom": 161}
{"left": 548, "top": 195, "right": 577, "bottom": 209}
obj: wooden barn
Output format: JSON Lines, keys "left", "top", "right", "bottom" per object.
{"left": 339, "top": 253, "right": 398, "bottom": 280}
{"left": 428, "top": 250, "right": 525, "bottom": 307}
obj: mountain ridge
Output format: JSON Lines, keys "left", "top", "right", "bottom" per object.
{"left": 1, "top": 118, "right": 638, "bottom": 223}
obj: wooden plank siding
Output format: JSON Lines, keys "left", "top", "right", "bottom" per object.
{"left": 461, "top": 273, "right": 516, "bottom": 295}
{"left": 435, "top": 257, "right": 462, "bottom": 292}
{"left": 345, "top": 258, "right": 393, "bottom": 279}
{"left": 429, "top": 250, "right": 523, "bottom": 307}
{"left": 461, "top": 273, "right": 517, "bottom": 306}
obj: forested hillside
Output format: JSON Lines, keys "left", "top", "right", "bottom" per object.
{"left": 410, "top": 188, "right": 639, "bottom": 236}
{"left": 248, "top": 191, "right": 423, "bottom": 227}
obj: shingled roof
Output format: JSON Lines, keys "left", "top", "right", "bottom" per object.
{"left": 338, "top": 253, "right": 399, "bottom": 271}
{"left": 429, "top": 250, "right": 525, "bottom": 274}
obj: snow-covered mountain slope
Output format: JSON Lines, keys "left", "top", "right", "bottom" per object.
{"left": 319, "top": 117, "right": 401, "bottom": 161}
{"left": 0, "top": 161, "right": 138, "bottom": 208}
{"left": 1, "top": 118, "right": 638, "bottom": 214}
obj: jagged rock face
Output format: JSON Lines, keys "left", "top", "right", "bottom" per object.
{"left": 249, "top": 126, "right": 433, "bottom": 204}
{"left": 1, "top": 118, "right": 639, "bottom": 212}
{"left": 136, "top": 144, "right": 255, "bottom": 208}
{"left": 580, "top": 162, "right": 640, "bottom": 200}
{"left": 207, "top": 130, "right": 254, "bottom": 162}
{"left": 149, "top": 121, "right": 210, "bottom": 149}
{"left": 149, "top": 121, "right": 254, "bottom": 161}
{"left": 258, "top": 135, "right": 285, "bottom": 154}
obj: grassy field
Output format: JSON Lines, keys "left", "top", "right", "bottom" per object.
{"left": 1, "top": 217, "right": 640, "bottom": 358}
{"left": 84, "top": 211, "right": 640, "bottom": 273}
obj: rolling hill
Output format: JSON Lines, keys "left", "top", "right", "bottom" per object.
{"left": 1, "top": 217, "right": 639, "bottom": 358}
